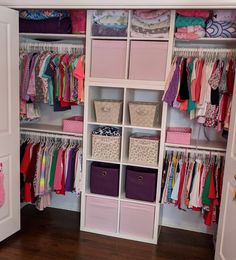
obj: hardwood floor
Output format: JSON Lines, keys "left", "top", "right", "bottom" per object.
{"left": 0, "top": 205, "right": 214, "bottom": 260}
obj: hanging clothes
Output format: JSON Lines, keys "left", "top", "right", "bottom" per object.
{"left": 20, "top": 134, "right": 83, "bottom": 211}
{"left": 161, "top": 150, "right": 225, "bottom": 226}
{"left": 163, "top": 53, "right": 235, "bottom": 138}
{"left": 19, "top": 48, "right": 85, "bottom": 121}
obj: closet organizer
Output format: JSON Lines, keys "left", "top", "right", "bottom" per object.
{"left": 7, "top": 8, "right": 235, "bottom": 244}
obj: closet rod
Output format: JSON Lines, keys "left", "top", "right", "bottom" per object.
{"left": 174, "top": 47, "right": 236, "bottom": 54}
{"left": 20, "top": 130, "right": 83, "bottom": 141}
{"left": 165, "top": 147, "right": 225, "bottom": 156}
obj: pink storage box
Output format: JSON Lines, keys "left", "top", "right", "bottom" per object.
{"left": 129, "top": 41, "right": 168, "bottom": 81}
{"left": 85, "top": 196, "right": 118, "bottom": 233}
{"left": 90, "top": 40, "right": 127, "bottom": 79}
{"left": 63, "top": 116, "right": 83, "bottom": 134}
{"left": 166, "top": 127, "right": 192, "bottom": 145}
{"left": 119, "top": 202, "right": 155, "bottom": 239}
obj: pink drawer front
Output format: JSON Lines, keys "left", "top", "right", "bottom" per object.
{"left": 129, "top": 41, "right": 168, "bottom": 81}
{"left": 91, "top": 40, "right": 127, "bottom": 79}
{"left": 119, "top": 202, "right": 155, "bottom": 239}
{"left": 85, "top": 196, "right": 118, "bottom": 233}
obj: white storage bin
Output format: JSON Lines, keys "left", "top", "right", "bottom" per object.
{"left": 119, "top": 202, "right": 155, "bottom": 239}
{"left": 94, "top": 99, "right": 123, "bottom": 124}
{"left": 129, "top": 101, "right": 161, "bottom": 128}
{"left": 92, "top": 135, "right": 121, "bottom": 161}
{"left": 90, "top": 40, "right": 127, "bottom": 79}
{"left": 129, "top": 41, "right": 168, "bottom": 81}
{"left": 85, "top": 196, "right": 118, "bottom": 232}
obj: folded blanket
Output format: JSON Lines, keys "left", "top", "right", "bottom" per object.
{"left": 175, "top": 30, "right": 205, "bottom": 40}
{"left": 175, "top": 15, "right": 206, "bottom": 28}
{"left": 20, "top": 9, "right": 69, "bottom": 20}
{"left": 206, "top": 19, "right": 236, "bottom": 38}
{"left": 177, "top": 25, "right": 205, "bottom": 33}
{"left": 213, "top": 10, "right": 236, "bottom": 22}
{"left": 133, "top": 10, "right": 168, "bottom": 19}
{"left": 176, "top": 10, "right": 210, "bottom": 19}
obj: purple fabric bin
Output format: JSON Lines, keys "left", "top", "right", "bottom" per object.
{"left": 90, "top": 162, "right": 120, "bottom": 197}
{"left": 19, "top": 17, "right": 72, "bottom": 34}
{"left": 125, "top": 166, "right": 157, "bottom": 202}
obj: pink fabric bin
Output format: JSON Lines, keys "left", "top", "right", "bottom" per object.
{"left": 119, "top": 202, "right": 155, "bottom": 239}
{"left": 90, "top": 40, "right": 127, "bottom": 79}
{"left": 129, "top": 41, "right": 168, "bottom": 81}
{"left": 85, "top": 196, "right": 118, "bottom": 233}
{"left": 166, "top": 127, "right": 192, "bottom": 145}
{"left": 63, "top": 116, "right": 83, "bottom": 134}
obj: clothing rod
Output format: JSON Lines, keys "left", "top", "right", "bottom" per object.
{"left": 174, "top": 47, "right": 236, "bottom": 54}
{"left": 20, "top": 130, "right": 83, "bottom": 141}
{"left": 165, "top": 146, "right": 225, "bottom": 156}
{"left": 20, "top": 42, "right": 84, "bottom": 49}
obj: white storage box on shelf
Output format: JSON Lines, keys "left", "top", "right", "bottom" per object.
{"left": 129, "top": 134, "right": 160, "bottom": 166}
{"left": 92, "top": 134, "right": 121, "bottom": 161}
{"left": 129, "top": 101, "right": 161, "bottom": 128}
{"left": 94, "top": 99, "right": 123, "bottom": 124}
{"left": 90, "top": 40, "right": 127, "bottom": 79}
{"left": 119, "top": 201, "right": 155, "bottom": 239}
{"left": 129, "top": 41, "right": 168, "bottom": 81}
{"left": 85, "top": 196, "right": 118, "bottom": 232}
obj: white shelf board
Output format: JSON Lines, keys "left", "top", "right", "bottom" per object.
{"left": 120, "top": 193, "right": 156, "bottom": 206}
{"left": 124, "top": 124, "right": 162, "bottom": 131}
{"left": 20, "top": 123, "right": 83, "bottom": 137}
{"left": 165, "top": 139, "right": 227, "bottom": 152}
{"left": 85, "top": 192, "right": 119, "bottom": 201}
{"left": 87, "top": 78, "right": 165, "bottom": 91}
{"left": 90, "top": 36, "right": 127, "bottom": 40}
{"left": 81, "top": 226, "right": 155, "bottom": 244}
{"left": 175, "top": 38, "right": 236, "bottom": 48}
{"left": 87, "top": 157, "right": 121, "bottom": 164}
{"left": 130, "top": 37, "right": 169, "bottom": 41}
{"left": 20, "top": 33, "right": 86, "bottom": 40}
{"left": 122, "top": 158, "right": 159, "bottom": 169}
{"left": 88, "top": 121, "right": 123, "bottom": 128}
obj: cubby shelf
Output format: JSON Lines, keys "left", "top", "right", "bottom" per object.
{"left": 88, "top": 121, "right": 123, "bottom": 128}
{"left": 86, "top": 158, "right": 121, "bottom": 164}
{"left": 85, "top": 192, "right": 119, "bottom": 201}
{"left": 122, "top": 158, "right": 159, "bottom": 169}
{"left": 120, "top": 194, "right": 157, "bottom": 206}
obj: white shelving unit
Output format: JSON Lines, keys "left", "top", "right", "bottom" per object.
{"left": 80, "top": 9, "right": 176, "bottom": 244}
{"left": 20, "top": 32, "right": 86, "bottom": 40}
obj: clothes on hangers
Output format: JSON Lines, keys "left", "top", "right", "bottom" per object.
{"left": 19, "top": 49, "right": 85, "bottom": 121}
{"left": 163, "top": 53, "right": 235, "bottom": 137}
{"left": 20, "top": 134, "right": 83, "bottom": 211}
{"left": 161, "top": 150, "right": 225, "bottom": 226}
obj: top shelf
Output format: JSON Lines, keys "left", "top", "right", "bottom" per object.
{"left": 175, "top": 38, "right": 236, "bottom": 48}
{"left": 20, "top": 33, "right": 86, "bottom": 40}
{"left": 20, "top": 123, "right": 83, "bottom": 137}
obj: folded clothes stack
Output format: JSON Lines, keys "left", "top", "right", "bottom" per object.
{"left": 206, "top": 10, "right": 236, "bottom": 38}
{"left": 92, "top": 10, "right": 128, "bottom": 37}
{"left": 175, "top": 10, "right": 210, "bottom": 40}
{"left": 131, "top": 10, "right": 170, "bottom": 38}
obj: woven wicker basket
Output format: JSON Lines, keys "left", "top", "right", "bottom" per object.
{"left": 129, "top": 101, "right": 161, "bottom": 127}
{"left": 94, "top": 99, "right": 123, "bottom": 124}
{"left": 92, "top": 134, "right": 121, "bottom": 161}
{"left": 129, "top": 135, "right": 159, "bottom": 165}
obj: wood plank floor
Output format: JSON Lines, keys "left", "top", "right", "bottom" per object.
{"left": 0, "top": 205, "right": 214, "bottom": 260}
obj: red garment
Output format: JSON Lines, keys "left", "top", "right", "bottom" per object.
{"left": 175, "top": 161, "right": 186, "bottom": 209}
{"left": 195, "top": 59, "right": 204, "bottom": 102}
{"left": 227, "top": 60, "right": 235, "bottom": 95}
{"left": 20, "top": 143, "right": 33, "bottom": 175}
